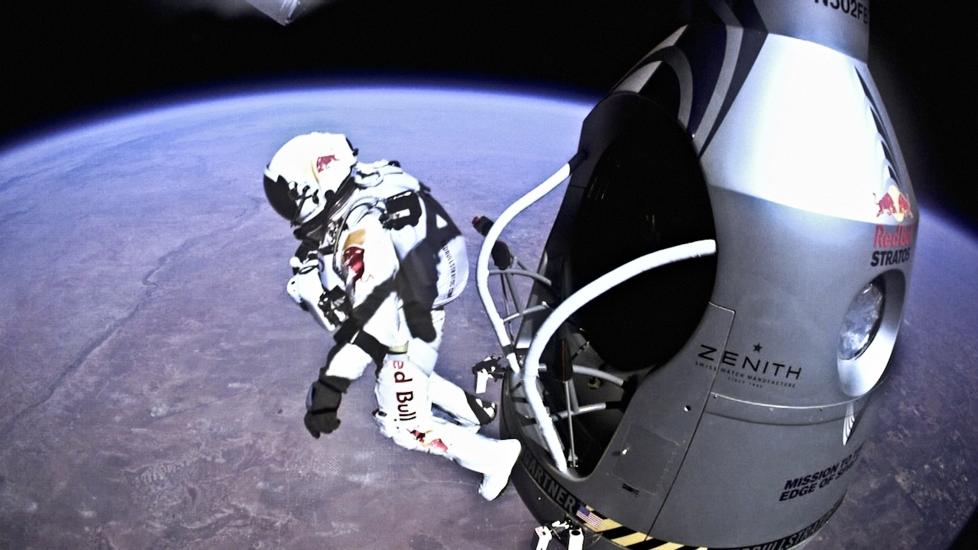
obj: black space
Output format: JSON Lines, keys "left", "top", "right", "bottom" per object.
{"left": 2, "top": 1, "right": 976, "bottom": 227}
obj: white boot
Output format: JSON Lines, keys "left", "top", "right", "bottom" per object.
{"left": 379, "top": 415, "right": 522, "bottom": 501}
{"left": 478, "top": 438, "right": 522, "bottom": 501}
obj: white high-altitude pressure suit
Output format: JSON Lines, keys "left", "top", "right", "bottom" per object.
{"left": 263, "top": 132, "right": 521, "bottom": 501}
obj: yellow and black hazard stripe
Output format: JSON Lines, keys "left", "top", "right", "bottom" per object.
{"left": 579, "top": 506, "right": 708, "bottom": 550}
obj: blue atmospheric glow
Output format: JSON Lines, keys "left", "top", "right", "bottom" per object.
{"left": 0, "top": 81, "right": 599, "bottom": 153}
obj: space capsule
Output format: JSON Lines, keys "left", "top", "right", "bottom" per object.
{"left": 474, "top": 1, "right": 916, "bottom": 548}
{"left": 244, "top": 0, "right": 305, "bottom": 25}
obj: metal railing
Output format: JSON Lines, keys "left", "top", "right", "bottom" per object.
{"left": 476, "top": 159, "right": 716, "bottom": 474}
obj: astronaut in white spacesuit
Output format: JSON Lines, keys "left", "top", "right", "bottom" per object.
{"left": 263, "top": 132, "right": 521, "bottom": 501}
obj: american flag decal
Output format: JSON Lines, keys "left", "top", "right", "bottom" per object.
{"left": 576, "top": 505, "right": 603, "bottom": 529}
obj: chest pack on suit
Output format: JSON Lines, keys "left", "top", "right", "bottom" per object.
{"left": 328, "top": 161, "right": 469, "bottom": 344}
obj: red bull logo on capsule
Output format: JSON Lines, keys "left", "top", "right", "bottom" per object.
{"left": 874, "top": 224, "right": 913, "bottom": 248}
{"left": 874, "top": 184, "right": 914, "bottom": 223}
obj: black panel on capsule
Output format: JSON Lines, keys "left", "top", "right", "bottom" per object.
{"left": 567, "top": 93, "right": 716, "bottom": 370}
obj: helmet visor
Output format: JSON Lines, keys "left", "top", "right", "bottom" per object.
{"left": 263, "top": 173, "right": 299, "bottom": 222}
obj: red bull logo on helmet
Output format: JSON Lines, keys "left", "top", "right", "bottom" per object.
{"left": 874, "top": 184, "right": 914, "bottom": 223}
{"left": 315, "top": 154, "right": 338, "bottom": 173}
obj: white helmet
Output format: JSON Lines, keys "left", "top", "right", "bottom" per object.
{"left": 263, "top": 132, "right": 358, "bottom": 226}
